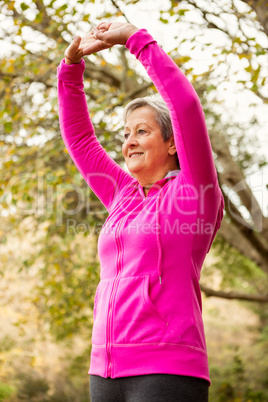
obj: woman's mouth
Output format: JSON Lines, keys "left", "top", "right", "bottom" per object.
{"left": 129, "top": 152, "right": 144, "bottom": 158}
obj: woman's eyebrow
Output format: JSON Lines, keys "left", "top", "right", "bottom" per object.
{"left": 124, "top": 123, "right": 153, "bottom": 130}
{"left": 137, "top": 123, "right": 152, "bottom": 129}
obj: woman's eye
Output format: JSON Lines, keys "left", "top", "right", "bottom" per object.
{"left": 138, "top": 129, "right": 146, "bottom": 134}
{"left": 124, "top": 133, "right": 130, "bottom": 140}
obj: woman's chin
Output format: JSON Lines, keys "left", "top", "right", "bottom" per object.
{"left": 127, "top": 162, "right": 144, "bottom": 175}
{"left": 129, "top": 170, "right": 140, "bottom": 179}
{"left": 129, "top": 169, "right": 145, "bottom": 183}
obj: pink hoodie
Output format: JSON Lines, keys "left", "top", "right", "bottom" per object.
{"left": 57, "top": 29, "right": 224, "bottom": 384}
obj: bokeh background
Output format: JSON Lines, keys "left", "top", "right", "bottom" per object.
{"left": 0, "top": 0, "right": 268, "bottom": 401}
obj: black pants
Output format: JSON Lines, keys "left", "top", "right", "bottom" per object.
{"left": 90, "top": 374, "right": 209, "bottom": 402}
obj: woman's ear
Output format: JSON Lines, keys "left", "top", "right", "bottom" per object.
{"left": 168, "top": 136, "right": 177, "bottom": 156}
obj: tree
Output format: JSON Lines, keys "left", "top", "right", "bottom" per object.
{"left": 166, "top": 0, "right": 268, "bottom": 302}
{"left": 0, "top": 0, "right": 268, "bottom": 341}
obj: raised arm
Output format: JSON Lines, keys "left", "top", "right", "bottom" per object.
{"left": 91, "top": 22, "right": 223, "bottom": 252}
{"left": 57, "top": 36, "right": 133, "bottom": 211}
{"left": 92, "top": 23, "right": 218, "bottom": 188}
{"left": 124, "top": 30, "right": 217, "bottom": 189}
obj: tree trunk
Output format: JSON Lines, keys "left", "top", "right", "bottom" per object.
{"left": 241, "top": 0, "right": 268, "bottom": 35}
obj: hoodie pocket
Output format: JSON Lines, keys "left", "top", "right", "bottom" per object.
{"left": 113, "top": 275, "right": 168, "bottom": 344}
{"left": 92, "top": 279, "right": 113, "bottom": 346}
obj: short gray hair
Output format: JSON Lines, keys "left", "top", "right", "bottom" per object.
{"left": 123, "top": 94, "right": 173, "bottom": 142}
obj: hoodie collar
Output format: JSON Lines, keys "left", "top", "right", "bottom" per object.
{"left": 137, "top": 169, "right": 180, "bottom": 198}
{"left": 164, "top": 169, "right": 180, "bottom": 179}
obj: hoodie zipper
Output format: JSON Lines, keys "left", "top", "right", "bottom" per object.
{"left": 106, "top": 215, "right": 126, "bottom": 377}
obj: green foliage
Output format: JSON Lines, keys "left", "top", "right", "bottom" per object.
{"left": 208, "top": 236, "right": 267, "bottom": 293}
{"left": 209, "top": 354, "right": 268, "bottom": 401}
{"left": 14, "top": 370, "right": 90, "bottom": 402}
{"left": 0, "top": 383, "right": 15, "bottom": 402}
{"left": 0, "top": 337, "right": 16, "bottom": 353}
{"left": 16, "top": 373, "right": 49, "bottom": 401}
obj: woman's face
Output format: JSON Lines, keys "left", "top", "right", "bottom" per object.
{"left": 122, "top": 106, "right": 176, "bottom": 185}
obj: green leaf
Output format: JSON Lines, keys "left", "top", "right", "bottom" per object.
{"left": 4, "top": 122, "right": 12, "bottom": 133}
{"left": 178, "top": 9, "right": 189, "bottom": 16}
{"left": 160, "top": 17, "right": 169, "bottom": 24}
{"left": 206, "top": 84, "right": 216, "bottom": 93}
{"left": 20, "top": 2, "right": 29, "bottom": 11}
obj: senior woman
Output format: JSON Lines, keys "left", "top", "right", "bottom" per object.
{"left": 57, "top": 21, "right": 224, "bottom": 402}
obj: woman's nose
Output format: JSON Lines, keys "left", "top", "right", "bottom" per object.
{"left": 126, "top": 134, "right": 138, "bottom": 147}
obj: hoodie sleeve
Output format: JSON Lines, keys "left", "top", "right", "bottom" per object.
{"left": 57, "top": 59, "right": 133, "bottom": 211}
{"left": 126, "top": 29, "right": 218, "bottom": 190}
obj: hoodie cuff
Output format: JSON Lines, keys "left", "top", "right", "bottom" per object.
{"left": 57, "top": 58, "right": 85, "bottom": 83}
{"left": 126, "top": 29, "right": 156, "bottom": 59}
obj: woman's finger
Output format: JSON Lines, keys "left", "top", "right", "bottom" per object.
{"left": 69, "top": 36, "right": 82, "bottom": 53}
{"left": 92, "top": 30, "right": 111, "bottom": 43}
{"left": 81, "top": 40, "right": 112, "bottom": 56}
{"left": 95, "top": 21, "right": 112, "bottom": 31}
{"left": 65, "top": 36, "right": 82, "bottom": 59}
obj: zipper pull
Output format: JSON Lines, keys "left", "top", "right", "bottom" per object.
{"left": 159, "top": 276, "right": 162, "bottom": 285}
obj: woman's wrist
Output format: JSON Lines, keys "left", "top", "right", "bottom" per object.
{"left": 125, "top": 25, "right": 139, "bottom": 42}
{"left": 65, "top": 57, "right": 82, "bottom": 65}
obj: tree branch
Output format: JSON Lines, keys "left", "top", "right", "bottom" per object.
{"left": 219, "top": 178, "right": 268, "bottom": 262}
{"left": 240, "top": 0, "right": 268, "bottom": 36}
{"left": 34, "top": 0, "right": 51, "bottom": 27}
{"left": 218, "top": 219, "right": 268, "bottom": 272}
{"left": 172, "top": 0, "right": 268, "bottom": 103}
{"left": 119, "top": 47, "right": 128, "bottom": 93}
{"left": 11, "top": 4, "right": 59, "bottom": 40}
{"left": 172, "top": 0, "right": 233, "bottom": 38}
{"left": 210, "top": 129, "right": 264, "bottom": 229}
{"left": 0, "top": 71, "right": 54, "bottom": 88}
{"left": 200, "top": 284, "right": 268, "bottom": 303}
{"left": 104, "top": 82, "right": 153, "bottom": 113}
{"left": 83, "top": 57, "right": 150, "bottom": 95}
{"left": 110, "top": 0, "right": 131, "bottom": 24}
{"left": 84, "top": 59, "right": 122, "bottom": 88}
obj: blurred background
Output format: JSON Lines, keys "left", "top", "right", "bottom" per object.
{"left": 0, "top": 0, "right": 268, "bottom": 401}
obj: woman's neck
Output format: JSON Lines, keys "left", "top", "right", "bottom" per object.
{"left": 142, "top": 168, "right": 178, "bottom": 196}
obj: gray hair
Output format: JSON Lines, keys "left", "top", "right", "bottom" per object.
{"left": 123, "top": 94, "right": 173, "bottom": 142}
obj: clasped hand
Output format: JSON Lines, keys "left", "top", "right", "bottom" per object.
{"left": 64, "top": 22, "right": 138, "bottom": 65}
